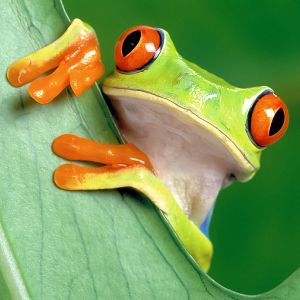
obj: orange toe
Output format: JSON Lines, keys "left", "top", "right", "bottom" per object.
{"left": 52, "top": 134, "right": 154, "bottom": 171}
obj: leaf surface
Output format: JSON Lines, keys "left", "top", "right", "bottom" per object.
{"left": 0, "top": 0, "right": 299, "bottom": 299}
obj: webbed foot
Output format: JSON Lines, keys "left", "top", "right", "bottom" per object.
{"left": 7, "top": 19, "right": 104, "bottom": 104}
{"left": 52, "top": 134, "right": 154, "bottom": 190}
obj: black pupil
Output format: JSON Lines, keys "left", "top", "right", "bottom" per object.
{"left": 122, "top": 30, "right": 141, "bottom": 56}
{"left": 269, "top": 108, "right": 285, "bottom": 136}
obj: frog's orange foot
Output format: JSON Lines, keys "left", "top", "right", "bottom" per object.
{"left": 7, "top": 19, "right": 104, "bottom": 104}
{"left": 52, "top": 134, "right": 154, "bottom": 190}
{"left": 53, "top": 163, "right": 125, "bottom": 190}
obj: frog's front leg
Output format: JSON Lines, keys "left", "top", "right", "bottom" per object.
{"left": 53, "top": 134, "right": 153, "bottom": 171}
{"left": 7, "top": 19, "right": 104, "bottom": 104}
{"left": 52, "top": 134, "right": 213, "bottom": 272}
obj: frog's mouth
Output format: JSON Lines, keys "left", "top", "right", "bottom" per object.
{"left": 102, "top": 85, "right": 256, "bottom": 228}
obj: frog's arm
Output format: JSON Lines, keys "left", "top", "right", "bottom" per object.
{"left": 6, "top": 19, "right": 104, "bottom": 104}
{"left": 53, "top": 134, "right": 213, "bottom": 272}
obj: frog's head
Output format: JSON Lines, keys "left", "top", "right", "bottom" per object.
{"left": 102, "top": 26, "right": 289, "bottom": 230}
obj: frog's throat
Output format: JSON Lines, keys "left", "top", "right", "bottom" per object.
{"left": 103, "top": 85, "right": 256, "bottom": 176}
{"left": 102, "top": 85, "right": 257, "bottom": 225}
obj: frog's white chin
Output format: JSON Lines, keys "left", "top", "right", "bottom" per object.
{"left": 104, "top": 90, "right": 240, "bottom": 226}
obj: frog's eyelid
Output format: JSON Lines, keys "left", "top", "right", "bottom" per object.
{"left": 245, "top": 89, "right": 274, "bottom": 148}
{"left": 255, "top": 89, "right": 274, "bottom": 101}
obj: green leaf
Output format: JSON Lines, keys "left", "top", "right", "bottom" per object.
{"left": 0, "top": 0, "right": 299, "bottom": 299}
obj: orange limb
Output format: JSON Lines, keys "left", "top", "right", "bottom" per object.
{"left": 28, "top": 59, "right": 70, "bottom": 104}
{"left": 53, "top": 163, "right": 126, "bottom": 190}
{"left": 52, "top": 134, "right": 154, "bottom": 172}
{"left": 7, "top": 19, "right": 104, "bottom": 104}
{"left": 70, "top": 60, "right": 105, "bottom": 97}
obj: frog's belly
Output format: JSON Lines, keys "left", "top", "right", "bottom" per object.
{"left": 109, "top": 95, "right": 235, "bottom": 226}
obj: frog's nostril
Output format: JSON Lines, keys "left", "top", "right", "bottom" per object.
{"left": 122, "top": 30, "right": 141, "bottom": 56}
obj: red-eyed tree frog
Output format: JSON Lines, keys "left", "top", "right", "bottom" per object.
{"left": 6, "top": 19, "right": 289, "bottom": 272}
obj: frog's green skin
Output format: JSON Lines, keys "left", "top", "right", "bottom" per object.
{"left": 103, "top": 29, "right": 269, "bottom": 176}
{"left": 7, "top": 20, "right": 270, "bottom": 271}
{"left": 98, "top": 28, "right": 271, "bottom": 271}
{"left": 57, "top": 164, "right": 214, "bottom": 271}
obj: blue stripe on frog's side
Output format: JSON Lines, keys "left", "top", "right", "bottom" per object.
{"left": 200, "top": 208, "right": 214, "bottom": 238}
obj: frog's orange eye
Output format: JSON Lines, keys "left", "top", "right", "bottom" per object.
{"left": 249, "top": 93, "right": 289, "bottom": 147}
{"left": 114, "top": 25, "right": 162, "bottom": 72}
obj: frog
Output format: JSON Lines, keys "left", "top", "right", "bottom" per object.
{"left": 6, "top": 19, "right": 289, "bottom": 272}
